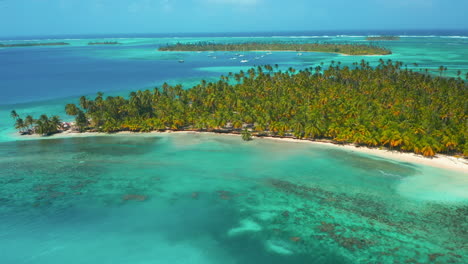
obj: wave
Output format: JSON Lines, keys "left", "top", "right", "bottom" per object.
{"left": 398, "top": 35, "right": 468, "bottom": 38}
{"left": 444, "top": 36, "right": 468, "bottom": 39}
{"left": 379, "top": 170, "right": 403, "bottom": 179}
{"left": 399, "top": 35, "right": 438, "bottom": 38}
{"left": 336, "top": 35, "right": 365, "bottom": 37}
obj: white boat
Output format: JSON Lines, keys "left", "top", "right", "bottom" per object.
{"left": 178, "top": 60, "right": 184, "bottom": 63}
{"left": 297, "top": 53, "right": 303, "bottom": 56}
{"left": 266, "top": 52, "right": 272, "bottom": 55}
{"left": 239, "top": 54, "right": 245, "bottom": 57}
{"left": 240, "top": 60, "right": 248, "bottom": 63}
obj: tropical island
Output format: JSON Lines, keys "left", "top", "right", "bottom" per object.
{"left": 366, "top": 36, "right": 400, "bottom": 41}
{"left": 159, "top": 42, "right": 392, "bottom": 55}
{"left": 88, "top": 41, "right": 120, "bottom": 45}
{"left": 0, "top": 42, "right": 70, "bottom": 47}
{"left": 12, "top": 59, "right": 467, "bottom": 158}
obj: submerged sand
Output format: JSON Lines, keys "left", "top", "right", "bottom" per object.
{"left": 17, "top": 130, "right": 468, "bottom": 173}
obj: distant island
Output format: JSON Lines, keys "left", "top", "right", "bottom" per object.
{"left": 12, "top": 60, "right": 467, "bottom": 157}
{"left": 159, "top": 42, "right": 392, "bottom": 55}
{"left": 0, "top": 42, "right": 70, "bottom": 47}
{"left": 366, "top": 36, "right": 400, "bottom": 41}
{"left": 88, "top": 41, "right": 120, "bottom": 45}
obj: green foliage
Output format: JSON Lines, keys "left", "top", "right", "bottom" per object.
{"left": 15, "top": 118, "right": 25, "bottom": 132}
{"left": 159, "top": 42, "right": 392, "bottom": 55}
{"left": 34, "top": 114, "right": 61, "bottom": 136}
{"left": 24, "top": 115, "right": 34, "bottom": 128}
{"left": 75, "top": 110, "right": 88, "bottom": 132}
{"left": 10, "top": 110, "right": 19, "bottom": 120}
{"left": 241, "top": 129, "right": 253, "bottom": 141}
{"left": 29, "top": 60, "right": 467, "bottom": 157}
{"left": 65, "top": 104, "right": 79, "bottom": 116}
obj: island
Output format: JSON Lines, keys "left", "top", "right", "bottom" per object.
{"left": 159, "top": 42, "right": 392, "bottom": 55}
{"left": 88, "top": 41, "right": 120, "bottom": 45}
{"left": 11, "top": 60, "right": 467, "bottom": 158}
{"left": 366, "top": 36, "right": 400, "bottom": 41}
{"left": 0, "top": 42, "right": 70, "bottom": 47}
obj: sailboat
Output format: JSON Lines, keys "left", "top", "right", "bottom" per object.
{"left": 297, "top": 48, "right": 303, "bottom": 56}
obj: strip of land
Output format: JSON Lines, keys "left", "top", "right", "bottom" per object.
{"left": 159, "top": 42, "right": 392, "bottom": 55}
{"left": 366, "top": 36, "right": 400, "bottom": 41}
{"left": 88, "top": 42, "right": 120, "bottom": 45}
{"left": 0, "top": 42, "right": 70, "bottom": 47}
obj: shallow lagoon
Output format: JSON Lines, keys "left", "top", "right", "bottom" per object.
{"left": 0, "top": 134, "right": 466, "bottom": 263}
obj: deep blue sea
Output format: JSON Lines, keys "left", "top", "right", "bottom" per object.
{"left": 0, "top": 31, "right": 467, "bottom": 264}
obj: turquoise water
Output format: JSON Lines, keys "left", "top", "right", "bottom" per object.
{"left": 0, "top": 134, "right": 467, "bottom": 263}
{"left": 1, "top": 34, "right": 467, "bottom": 263}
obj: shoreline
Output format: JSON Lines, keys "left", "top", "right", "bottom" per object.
{"left": 18, "top": 130, "right": 468, "bottom": 173}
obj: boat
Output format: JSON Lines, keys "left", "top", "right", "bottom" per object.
{"left": 297, "top": 53, "right": 303, "bottom": 56}
{"left": 178, "top": 60, "right": 184, "bottom": 63}
{"left": 240, "top": 60, "right": 248, "bottom": 63}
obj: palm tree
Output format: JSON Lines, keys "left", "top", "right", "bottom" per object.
{"left": 24, "top": 115, "right": 34, "bottom": 130}
{"left": 10, "top": 110, "right": 19, "bottom": 120}
{"left": 75, "top": 111, "right": 88, "bottom": 132}
{"left": 65, "top": 104, "right": 79, "bottom": 116}
{"left": 51, "top": 116, "right": 62, "bottom": 130}
{"left": 15, "top": 118, "right": 25, "bottom": 133}
{"left": 241, "top": 129, "right": 252, "bottom": 141}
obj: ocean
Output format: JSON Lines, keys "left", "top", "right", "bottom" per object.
{"left": 0, "top": 31, "right": 467, "bottom": 263}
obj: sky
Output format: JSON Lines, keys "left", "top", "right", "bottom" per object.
{"left": 0, "top": 0, "right": 467, "bottom": 37}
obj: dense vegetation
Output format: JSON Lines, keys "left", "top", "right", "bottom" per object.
{"left": 11, "top": 110, "right": 62, "bottom": 136}
{"left": 0, "top": 42, "right": 69, "bottom": 47}
{"left": 13, "top": 60, "right": 468, "bottom": 157}
{"left": 88, "top": 41, "right": 120, "bottom": 45}
{"left": 366, "top": 36, "right": 400, "bottom": 41}
{"left": 159, "top": 42, "right": 392, "bottom": 55}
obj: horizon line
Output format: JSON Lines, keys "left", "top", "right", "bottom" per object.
{"left": 2, "top": 28, "right": 468, "bottom": 39}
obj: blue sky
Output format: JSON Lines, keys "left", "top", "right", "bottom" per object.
{"left": 0, "top": 0, "right": 467, "bottom": 36}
